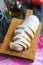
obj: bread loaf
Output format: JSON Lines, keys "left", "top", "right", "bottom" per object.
{"left": 10, "top": 15, "right": 39, "bottom": 51}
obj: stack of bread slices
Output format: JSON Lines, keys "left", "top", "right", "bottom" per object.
{"left": 10, "top": 15, "right": 39, "bottom": 51}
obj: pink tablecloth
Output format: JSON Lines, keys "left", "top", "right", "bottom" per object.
{"left": 0, "top": 36, "right": 43, "bottom": 65}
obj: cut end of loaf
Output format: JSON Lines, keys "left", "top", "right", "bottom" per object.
{"left": 10, "top": 42, "right": 23, "bottom": 51}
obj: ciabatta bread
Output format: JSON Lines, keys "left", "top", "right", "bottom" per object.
{"left": 10, "top": 15, "right": 39, "bottom": 51}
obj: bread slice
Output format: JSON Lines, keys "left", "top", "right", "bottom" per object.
{"left": 13, "top": 35, "right": 31, "bottom": 47}
{"left": 10, "top": 42, "right": 23, "bottom": 51}
{"left": 13, "top": 40, "right": 27, "bottom": 49}
{"left": 14, "top": 29, "right": 31, "bottom": 42}
{"left": 18, "top": 25, "right": 34, "bottom": 38}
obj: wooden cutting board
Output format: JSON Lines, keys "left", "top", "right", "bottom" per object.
{"left": 0, "top": 10, "right": 42, "bottom": 62}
